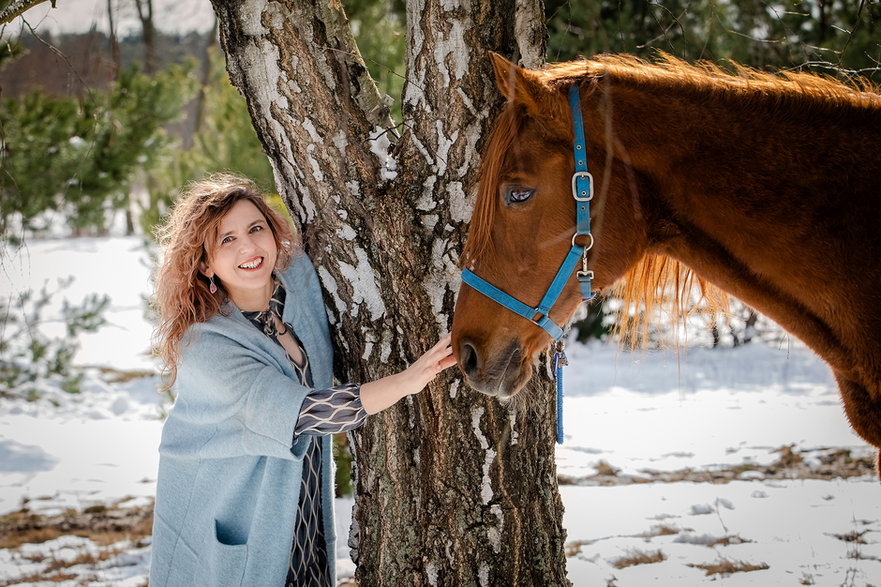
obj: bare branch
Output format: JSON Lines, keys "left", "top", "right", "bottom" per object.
{"left": 0, "top": 0, "right": 57, "bottom": 25}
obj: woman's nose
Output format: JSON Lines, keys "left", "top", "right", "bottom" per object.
{"left": 238, "top": 235, "right": 258, "bottom": 252}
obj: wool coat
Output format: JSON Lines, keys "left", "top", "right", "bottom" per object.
{"left": 149, "top": 253, "right": 337, "bottom": 587}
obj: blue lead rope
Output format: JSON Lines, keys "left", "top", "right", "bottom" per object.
{"left": 553, "top": 344, "right": 568, "bottom": 444}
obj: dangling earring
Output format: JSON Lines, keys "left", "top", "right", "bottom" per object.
{"left": 208, "top": 275, "right": 218, "bottom": 294}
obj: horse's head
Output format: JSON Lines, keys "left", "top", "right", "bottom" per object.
{"left": 452, "top": 54, "right": 612, "bottom": 399}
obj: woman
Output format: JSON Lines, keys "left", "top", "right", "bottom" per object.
{"left": 149, "top": 174, "right": 455, "bottom": 586}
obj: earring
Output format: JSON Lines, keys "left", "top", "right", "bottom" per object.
{"left": 208, "top": 275, "right": 218, "bottom": 294}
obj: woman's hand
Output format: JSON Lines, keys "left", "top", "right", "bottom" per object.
{"left": 399, "top": 333, "right": 457, "bottom": 390}
{"left": 360, "top": 333, "right": 457, "bottom": 415}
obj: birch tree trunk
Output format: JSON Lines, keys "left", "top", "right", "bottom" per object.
{"left": 210, "top": 1, "right": 569, "bottom": 584}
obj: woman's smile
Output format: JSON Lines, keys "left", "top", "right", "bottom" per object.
{"left": 238, "top": 256, "right": 264, "bottom": 270}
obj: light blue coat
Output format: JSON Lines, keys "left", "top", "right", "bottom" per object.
{"left": 150, "top": 253, "right": 337, "bottom": 587}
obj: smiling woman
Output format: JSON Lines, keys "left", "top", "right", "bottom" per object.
{"left": 149, "top": 173, "right": 455, "bottom": 587}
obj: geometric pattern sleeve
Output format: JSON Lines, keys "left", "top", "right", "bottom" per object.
{"left": 295, "top": 382, "right": 368, "bottom": 436}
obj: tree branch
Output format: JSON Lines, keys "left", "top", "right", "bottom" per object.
{"left": 210, "top": 0, "right": 392, "bottom": 228}
{"left": 0, "top": 0, "right": 56, "bottom": 25}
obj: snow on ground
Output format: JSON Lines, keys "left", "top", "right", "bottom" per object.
{"left": 1, "top": 237, "right": 880, "bottom": 586}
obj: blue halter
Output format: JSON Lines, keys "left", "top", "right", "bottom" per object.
{"left": 461, "top": 84, "right": 596, "bottom": 443}
{"left": 461, "top": 85, "right": 595, "bottom": 339}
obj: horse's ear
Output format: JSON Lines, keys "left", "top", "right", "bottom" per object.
{"left": 489, "top": 51, "right": 545, "bottom": 113}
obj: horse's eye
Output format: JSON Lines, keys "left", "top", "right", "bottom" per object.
{"left": 504, "top": 187, "right": 535, "bottom": 205}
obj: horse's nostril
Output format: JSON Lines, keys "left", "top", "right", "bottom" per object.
{"left": 461, "top": 341, "right": 479, "bottom": 378}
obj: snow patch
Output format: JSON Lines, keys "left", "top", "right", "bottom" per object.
{"left": 674, "top": 532, "right": 727, "bottom": 545}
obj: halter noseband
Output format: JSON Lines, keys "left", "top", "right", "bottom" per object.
{"left": 461, "top": 84, "right": 596, "bottom": 341}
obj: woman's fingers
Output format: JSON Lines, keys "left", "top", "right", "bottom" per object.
{"left": 431, "top": 333, "right": 452, "bottom": 352}
{"left": 438, "top": 354, "right": 458, "bottom": 370}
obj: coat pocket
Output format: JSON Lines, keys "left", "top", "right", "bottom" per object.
{"left": 199, "top": 519, "right": 248, "bottom": 586}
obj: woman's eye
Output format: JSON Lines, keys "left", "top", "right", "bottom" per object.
{"left": 250, "top": 225, "right": 264, "bottom": 233}
{"left": 504, "top": 187, "right": 535, "bottom": 205}
{"left": 221, "top": 236, "right": 233, "bottom": 245}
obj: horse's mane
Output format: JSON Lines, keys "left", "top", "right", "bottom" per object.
{"left": 545, "top": 52, "right": 881, "bottom": 112}
{"left": 464, "top": 53, "right": 880, "bottom": 345}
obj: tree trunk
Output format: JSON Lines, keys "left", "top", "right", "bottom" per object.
{"left": 210, "top": 1, "right": 569, "bottom": 584}
{"left": 133, "top": 0, "right": 157, "bottom": 74}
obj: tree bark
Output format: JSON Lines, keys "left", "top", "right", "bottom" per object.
{"left": 210, "top": 1, "right": 569, "bottom": 584}
{"left": 0, "top": 0, "right": 55, "bottom": 25}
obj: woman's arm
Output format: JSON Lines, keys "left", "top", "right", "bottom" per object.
{"left": 295, "top": 382, "right": 367, "bottom": 435}
{"left": 359, "top": 333, "right": 456, "bottom": 415}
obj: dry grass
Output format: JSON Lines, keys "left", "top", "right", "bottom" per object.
{"left": 564, "top": 540, "right": 591, "bottom": 557}
{"left": 0, "top": 502, "right": 153, "bottom": 549}
{"left": 0, "top": 572, "right": 79, "bottom": 586}
{"left": 93, "top": 366, "right": 156, "bottom": 383}
{"left": 688, "top": 558, "right": 770, "bottom": 576}
{"left": 46, "top": 547, "right": 123, "bottom": 571}
{"left": 832, "top": 530, "right": 869, "bottom": 544}
{"left": 612, "top": 548, "right": 666, "bottom": 569}
{"left": 640, "top": 524, "right": 680, "bottom": 538}
{"left": 708, "top": 534, "right": 751, "bottom": 547}
{"left": 594, "top": 460, "right": 621, "bottom": 476}
{"left": 0, "top": 526, "right": 62, "bottom": 549}
{"left": 0, "top": 505, "right": 147, "bottom": 587}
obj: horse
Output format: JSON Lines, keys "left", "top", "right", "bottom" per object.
{"left": 450, "top": 52, "right": 881, "bottom": 473}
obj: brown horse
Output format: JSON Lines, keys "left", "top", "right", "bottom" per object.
{"left": 451, "top": 52, "right": 881, "bottom": 470}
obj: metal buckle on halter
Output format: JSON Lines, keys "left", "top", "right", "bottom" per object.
{"left": 572, "top": 171, "right": 594, "bottom": 201}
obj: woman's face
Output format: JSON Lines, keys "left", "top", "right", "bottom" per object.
{"left": 203, "top": 199, "right": 278, "bottom": 309}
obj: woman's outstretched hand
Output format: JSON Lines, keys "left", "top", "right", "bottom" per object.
{"left": 402, "top": 333, "right": 457, "bottom": 389}
{"left": 360, "top": 333, "right": 457, "bottom": 415}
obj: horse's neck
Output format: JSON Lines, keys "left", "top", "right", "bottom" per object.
{"left": 596, "top": 83, "right": 881, "bottom": 383}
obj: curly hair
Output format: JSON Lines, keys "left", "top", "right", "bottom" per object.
{"left": 153, "top": 173, "right": 299, "bottom": 389}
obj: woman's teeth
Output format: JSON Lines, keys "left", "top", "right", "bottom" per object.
{"left": 239, "top": 258, "right": 262, "bottom": 269}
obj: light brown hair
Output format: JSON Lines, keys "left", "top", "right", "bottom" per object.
{"left": 153, "top": 173, "right": 298, "bottom": 388}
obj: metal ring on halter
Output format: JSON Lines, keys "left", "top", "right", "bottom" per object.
{"left": 572, "top": 171, "right": 594, "bottom": 201}
{"left": 571, "top": 232, "right": 594, "bottom": 251}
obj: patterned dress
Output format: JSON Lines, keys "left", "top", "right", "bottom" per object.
{"left": 243, "top": 280, "right": 367, "bottom": 586}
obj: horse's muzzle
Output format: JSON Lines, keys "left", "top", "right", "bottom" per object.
{"left": 457, "top": 337, "right": 531, "bottom": 398}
